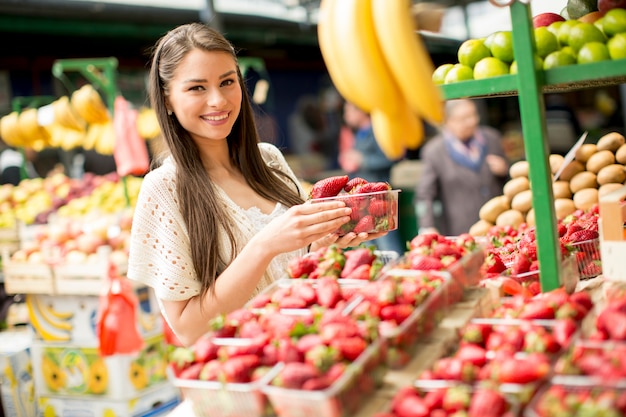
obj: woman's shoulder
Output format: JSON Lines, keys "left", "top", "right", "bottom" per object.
{"left": 258, "top": 142, "right": 289, "bottom": 168}
{"left": 141, "top": 158, "right": 177, "bottom": 191}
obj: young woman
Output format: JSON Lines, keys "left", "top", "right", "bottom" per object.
{"left": 127, "top": 23, "right": 382, "bottom": 346}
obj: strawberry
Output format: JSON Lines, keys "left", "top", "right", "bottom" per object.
{"left": 341, "top": 247, "right": 375, "bottom": 277}
{"left": 169, "top": 347, "right": 195, "bottom": 376}
{"left": 567, "top": 229, "right": 599, "bottom": 243}
{"left": 552, "top": 318, "right": 577, "bottom": 348}
{"left": 519, "top": 300, "right": 555, "bottom": 320}
{"left": 461, "top": 322, "right": 492, "bottom": 345}
{"left": 510, "top": 251, "right": 532, "bottom": 275}
{"left": 442, "top": 384, "right": 472, "bottom": 412}
{"left": 394, "top": 395, "right": 430, "bottom": 417}
{"left": 353, "top": 181, "right": 392, "bottom": 194}
{"left": 272, "top": 362, "right": 319, "bottom": 389}
{"left": 410, "top": 254, "right": 444, "bottom": 271}
{"left": 301, "top": 375, "right": 332, "bottom": 391}
{"left": 455, "top": 343, "right": 488, "bottom": 367}
{"left": 315, "top": 276, "right": 342, "bottom": 308}
{"left": 368, "top": 199, "right": 389, "bottom": 217}
{"left": 353, "top": 215, "right": 375, "bottom": 234}
{"left": 580, "top": 261, "right": 602, "bottom": 278}
{"left": 199, "top": 359, "right": 222, "bottom": 381}
{"left": 347, "top": 263, "right": 373, "bottom": 280}
{"left": 484, "top": 251, "right": 507, "bottom": 274}
{"left": 220, "top": 354, "right": 260, "bottom": 383}
{"left": 192, "top": 335, "right": 219, "bottom": 363}
{"left": 177, "top": 362, "right": 204, "bottom": 380}
{"left": 494, "top": 355, "right": 550, "bottom": 384}
{"left": 310, "top": 175, "right": 349, "bottom": 199}
{"left": 380, "top": 304, "right": 414, "bottom": 325}
{"left": 278, "top": 295, "right": 308, "bottom": 309}
{"left": 287, "top": 256, "right": 317, "bottom": 278}
{"left": 295, "top": 334, "right": 324, "bottom": 354}
{"left": 331, "top": 336, "right": 367, "bottom": 361}
{"left": 432, "top": 242, "right": 463, "bottom": 259}
{"left": 344, "top": 177, "right": 368, "bottom": 193}
{"left": 569, "top": 290, "right": 593, "bottom": 311}
{"left": 468, "top": 388, "right": 507, "bottom": 417}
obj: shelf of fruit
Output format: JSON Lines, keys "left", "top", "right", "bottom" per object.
{"left": 429, "top": 0, "right": 626, "bottom": 293}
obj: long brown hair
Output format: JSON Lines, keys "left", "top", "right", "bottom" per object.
{"left": 147, "top": 23, "right": 304, "bottom": 297}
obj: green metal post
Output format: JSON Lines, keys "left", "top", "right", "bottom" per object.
{"left": 509, "top": 2, "right": 561, "bottom": 291}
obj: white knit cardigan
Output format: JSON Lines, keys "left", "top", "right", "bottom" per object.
{"left": 126, "top": 142, "right": 308, "bottom": 302}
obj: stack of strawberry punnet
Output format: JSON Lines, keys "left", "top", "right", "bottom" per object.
{"left": 309, "top": 175, "right": 400, "bottom": 236}
{"left": 479, "top": 203, "right": 602, "bottom": 298}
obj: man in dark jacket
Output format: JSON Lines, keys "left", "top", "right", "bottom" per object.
{"left": 416, "top": 99, "right": 509, "bottom": 236}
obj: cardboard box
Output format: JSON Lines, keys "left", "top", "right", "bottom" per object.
{"left": 0, "top": 329, "right": 37, "bottom": 417}
{"left": 31, "top": 334, "right": 169, "bottom": 400}
{"left": 37, "top": 381, "right": 180, "bottom": 417}
{"left": 26, "top": 286, "right": 161, "bottom": 344}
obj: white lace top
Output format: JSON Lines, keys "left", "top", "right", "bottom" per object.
{"left": 126, "top": 142, "right": 308, "bottom": 302}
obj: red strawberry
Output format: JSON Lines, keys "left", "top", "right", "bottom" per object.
{"left": 394, "top": 395, "right": 430, "bottom": 417}
{"left": 192, "top": 335, "right": 219, "bottom": 363}
{"left": 510, "top": 251, "right": 532, "bottom": 275}
{"left": 354, "top": 181, "right": 392, "bottom": 194}
{"left": 368, "top": 199, "right": 389, "bottom": 217}
{"left": 315, "top": 276, "right": 342, "bottom": 308}
{"left": 220, "top": 354, "right": 260, "bottom": 383}
{"left": 380, "top": 304, "right": 414, "bottom": 324}
{"left": 342, "top": 263, "right": 372, "bottom": 280}
{"left": 567, "top": 229, "right": 599, "bottom": 243}
{"left": 310, "top": 175, "right": 349, "bottom": 199}
{"left": 341, "top": 247, "right": 375, "bottom": 277}
{"left": 353, "top": 215, "right": 375, "bottom": 234}
{"left": 468, "top": 388, "right": 507, "bottom": 417}
{"left": 519, "top": 300, "right": 555, "bottom": 320}
{"left": 409, "top": 254, "right": 444, "bottom": 271}
{"left": 495, "top": 355, "right": 549, "bottom": 384}
{"left": 455, "top": 343, "right": 488, "bottom": 367}
{"left": 287, "top": 256, "right": 317, "bottom": 278}
{"left": 344, "top": 177, "right": 368, "bottom": 193}
{"left": 484, "top": 251, "right": 507, "bottom": 274}
{"left": 552, "top": 318, "right": 578, "bottom": 348}
{"left": 305, "top": 344, "right": 340, "bottom": 372}
{"left": 272, "top": 362, "right": 319, "bottom": 389}
{"left": 331, "top": 336, "right": 367, "bottom": 361}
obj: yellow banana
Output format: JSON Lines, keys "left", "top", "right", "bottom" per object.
{"left": 317, "top": 0, "right": 371, "bottom": 113}
{"left": 0, "top": 112, "right": 27, "bottom": 147}
{"left": 371, "top": 0, "right": 444, "bottom": 126}
{"left": 83, "top": 122, "right": 103, "bottom": 150}
{"left": 94, "top": 121, "right": 116, "bottom": 155}
{"left": 35, "top": 295, "right": 74, "bottom": 322}
{"left": 85, "top": 85, "right": 111, "bottom": 123}
{"left": 25, "top": 295, "right": 71, "bottom": 342}
{"left": 370, "top": 109, "right": 408, "bottom": 161}
{"left": 329, "top": 0, "right": 404, "bottom": 116}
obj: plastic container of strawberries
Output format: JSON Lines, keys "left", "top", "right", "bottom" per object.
{"left": 569, "top": 238, "right": 602, "bottom": 280}
{"left": 261, "top": 338, "right": 387, "bottom": 417}
{"left": 170, "top": 362, "right": 281, "bottom": 417}
{"left": 524, "top": 381, "right": 626, "bottom": 417}
{"left": 310, "top": 189, "right": 400, "bottom": 235}
{"left": 373, "top": 269, "right": 456, "bottom": 369}
{"left": 552, "top": 339, "right": 626, "bottom": 385}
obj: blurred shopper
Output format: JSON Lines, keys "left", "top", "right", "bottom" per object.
{"left": 416, "top": 99, "right": 509, "bottom": 236}
{"left": 0, "top": 146, "right": 39, "bottom": 185}
{"left": 340, "top": 101, "right": 405, "bottom": 254}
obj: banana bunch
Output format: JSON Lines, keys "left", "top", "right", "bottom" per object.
{"left": 93, "top": 121, "right": 116, "bottom": 155}
{"left": 317, "top": 0, "right": 444, "bottom": 159}
{"left": 0, "top": 111, "right": 27, "bottom": 147}
{"left": 136, "top": 107, "right": 161, "bottom": 140}
{"left": 71, "top": 84, "right": 110, "bottom": 124}
{"left": 17, "top": 108, "right": 52, "bottom": 151}
{"left": 53, "top": 95, "right": 87, "bottom": 132}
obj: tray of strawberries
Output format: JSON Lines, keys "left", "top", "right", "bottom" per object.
{"left": 348, "top": 269, "right": 457, "bottom": 369}
{"left": 525, "top": 382, "right": 626, "bottom": 417}
{"left": 379, "top": 380, "right": 521, "bottom": 417}
{"left": 308, "top": 175, "right": 400, "bottom": 236}
{"left": 390, "top": 232, "right": 485, "bottom": 288}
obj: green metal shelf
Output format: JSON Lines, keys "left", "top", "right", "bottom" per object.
{"left": 438, "top": 1, "right": 626, "bottom": 292}
{"left": 440, "top": 58, "right": 626, "bottom": 99}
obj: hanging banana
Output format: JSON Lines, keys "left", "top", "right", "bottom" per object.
{"left": 371, "top": 0, "right": 444, "bottom": 126}
{"left": 0, "top": 112, "right": 27, "bottom": 147}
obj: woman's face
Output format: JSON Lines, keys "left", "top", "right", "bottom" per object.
{"left": 166, "top": 48, "right": 242, "bottom": 145}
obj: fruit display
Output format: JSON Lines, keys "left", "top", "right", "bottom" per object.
{"left": 317, "top": 0, "right": 442, "bottom": 160}
{"left": 526, "top": 383, "right": 626, "bottom": 417}
{"left": 309, "top": 175, "right": 400, "bottom": 236}
{"left": 433, "top": 3, "right": 626, "bottom": 84}
{"left": 471, "top": 131, "right": 625, "bottom": 235}
{"left": 286, "top": 245, "right": 389, "bottom": 280}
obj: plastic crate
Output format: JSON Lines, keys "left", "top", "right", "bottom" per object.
{"left": 172, "top": 364, "right": 280, "bottom": 417}
{"left": 368, "top": 269, "right": 454, "bottom": 369}
{"left": 262, "top": 338, "right": 386, "bottom": 417}
{"left": 310, "top": 189, "right": 400, "bottom": 236}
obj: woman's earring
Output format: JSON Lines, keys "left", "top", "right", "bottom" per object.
{"left": 167, "top": 110, "right": 173, "bottom": 116}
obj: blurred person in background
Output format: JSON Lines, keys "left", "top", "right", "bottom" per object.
{"left": 416, "top": 98, "right": 509, "bottom": 236}
{"left": 340, "top": 101, "right": 405, "bottom": 254}
{"left": 0, "top": 145, "right": 39, "bottom": 185}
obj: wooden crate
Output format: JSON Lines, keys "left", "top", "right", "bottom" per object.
{"left": 599, "top": 184, "right": 626, "bottom": 281}
{"left": 2, "top": 249, "right": 55, "bottom": 295}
